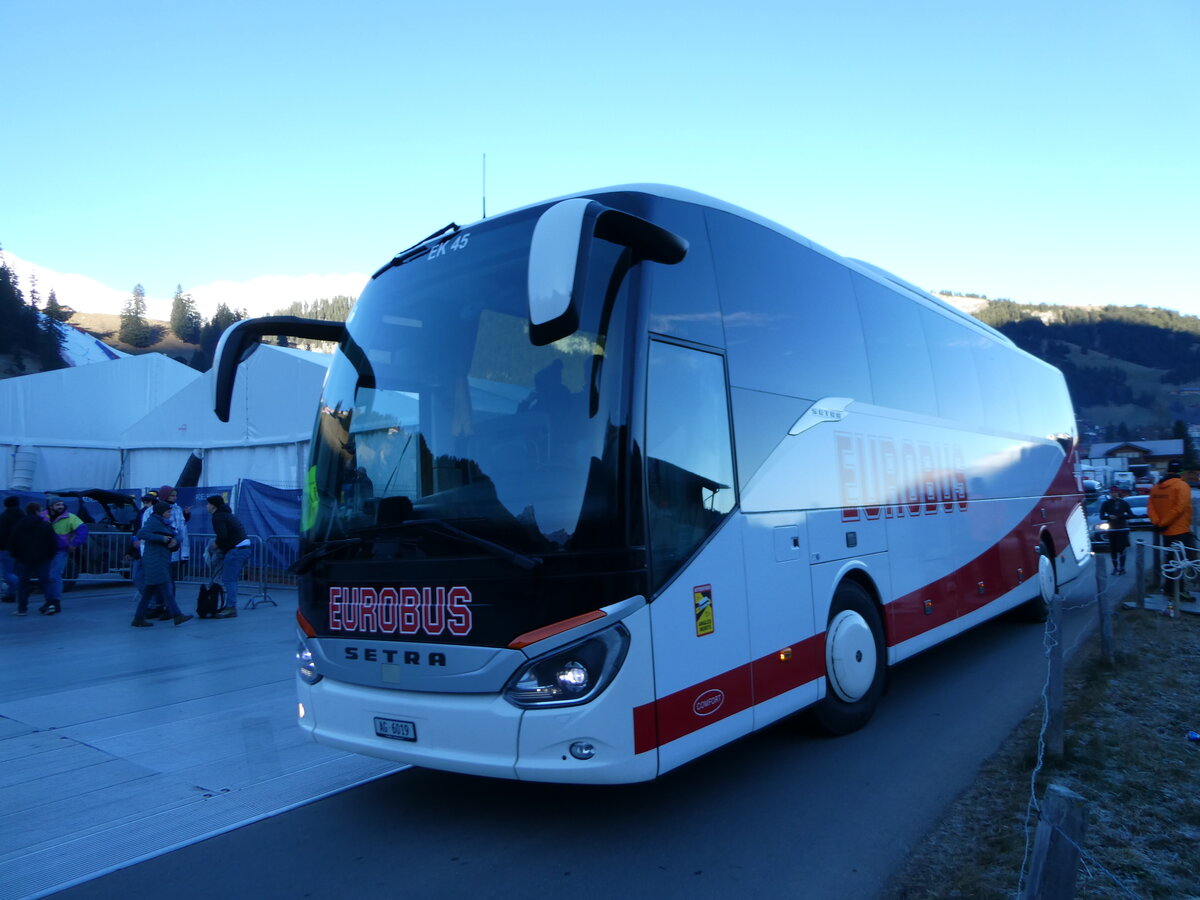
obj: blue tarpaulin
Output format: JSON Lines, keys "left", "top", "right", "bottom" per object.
{"left": 172, "top": 485, "right": 233, "bottom": 537}
{"left": 233, "top": 479, "right": 301, "bottom": 569}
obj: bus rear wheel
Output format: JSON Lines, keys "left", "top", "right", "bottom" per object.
{"left": 810, "top": 581, "right": 886, "bottom": 736}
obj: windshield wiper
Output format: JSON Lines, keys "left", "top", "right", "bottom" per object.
{"left": 371, "top": 223, "right": 460, "bottom": 278}
{"left": 380, "top": 518, "right": 543, "bottom": 571}
{"left": 291, "top": 538, "right": 363, "bottom": 575}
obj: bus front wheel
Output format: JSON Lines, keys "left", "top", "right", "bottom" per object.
{"left": 811, "top": 581, "right": 886, "bottom": 736}
{"left": 1018, "top": 541, "right": 1055, "bottom": 623}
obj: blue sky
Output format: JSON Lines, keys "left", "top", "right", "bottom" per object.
{"left": 2, "top": 0, "right": 1197, "bottom": 319}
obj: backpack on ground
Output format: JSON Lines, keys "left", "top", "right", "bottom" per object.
{"left": 196, "top": 582, "right": 226, "bottom": 618}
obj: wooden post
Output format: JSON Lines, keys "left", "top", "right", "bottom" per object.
{"left": 1135, "top": 539, "right": 1146, "bottom": 610}
{"left": 1046, "top": 592, "right": 1064, "bottom": 759}
{"left": 1022, "top": 783, "right": 1089, "bottom": 900}
{"left": 1096, "top": 554, "right": 1114, "bottom": 664}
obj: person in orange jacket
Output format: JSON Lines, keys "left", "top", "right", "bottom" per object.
{"left": 1147, "top": 459, "right": 1197, "bottom": 599}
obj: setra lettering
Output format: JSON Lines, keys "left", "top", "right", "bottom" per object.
{"left": 344, "top": 647, "right": 450, "bottom": 666}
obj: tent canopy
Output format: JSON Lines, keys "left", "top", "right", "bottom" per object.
{"left": 120, "top": 345, "right": 330, "bottom": 488}
{"left": 0, "top": 353, "right": 200, "bottom": 448}
{"left": 0, "top": 354, "right": 201, "bottom": 490}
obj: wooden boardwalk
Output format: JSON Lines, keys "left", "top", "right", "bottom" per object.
{"left": 0, "top": 584, "right": 399, "bottom": 900}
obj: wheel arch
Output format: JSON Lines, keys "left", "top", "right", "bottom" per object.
{"left": 1038, "top": 527, "right": 1056, "bottom": 560}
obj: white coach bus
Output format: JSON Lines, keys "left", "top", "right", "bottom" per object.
{"left": 213, "top": 185, "right": 1089, "bottom": 784}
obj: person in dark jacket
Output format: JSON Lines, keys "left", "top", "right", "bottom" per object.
{"left": 0, "top": 495, "right": 23, "bottom": 602}
{"left": 1099, "top": 488, "right": 1134, "bottom": 575}
{"left": 9, "top": 502, "right": 58, "bottom": 616}
{"left": 132, "top": 502, "right": 192, "bottom": 627}
{"left": 129, "top": 492, "right": 169, "bottom": 619}
{"left": 206, "top": 495, "right": 250, "bottom": 619}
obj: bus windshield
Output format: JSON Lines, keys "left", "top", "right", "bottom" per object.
{"left": 305, "top": 208, "right": 635, "bottom": 564}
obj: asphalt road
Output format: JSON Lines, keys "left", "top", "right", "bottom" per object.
{"left": 56, "top": 572, "right": 1105, "bottom": 900}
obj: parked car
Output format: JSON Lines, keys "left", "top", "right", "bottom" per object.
{"left": 45, "top": 489, "right": 140, "bottom": 586}
{"left": 1090, "top": 493, "right": 1152, "bottom": 551}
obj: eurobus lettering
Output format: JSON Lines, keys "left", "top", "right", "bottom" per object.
{"left": 836, "top": 431, "right": 969, "bottom": 522}
{"left": 328, "top": 586, "right": 472, "bottom": 636}
{"left": 212, "top": 184, "right": 1089, "bottom": 784}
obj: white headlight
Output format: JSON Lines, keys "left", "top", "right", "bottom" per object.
{"left": 504, "top": 625, "right": 629, "bottom": 708}
{"left": 556, "top": 661, "right": 589, "bottom": 693}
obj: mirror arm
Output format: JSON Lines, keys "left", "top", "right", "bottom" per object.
{"left": 594, "top": 207, "right": 688, "bottom": 265}
{"left": 212, "top": 316, "right": 345, "bottom": 421}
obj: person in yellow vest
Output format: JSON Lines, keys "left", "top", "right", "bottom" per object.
{"left": 1147, "top": 459, "right": 1196, "bottom": 601}
{"left": 44, "top": 497, "right": 88, "bottom": 614}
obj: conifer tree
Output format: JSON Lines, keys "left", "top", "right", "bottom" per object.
{"left": 0, "top": 249, "right": 66, "bottom": 373}
{"left": 38, "top": 306, "right": 67, "bottom": 366}
{"left": 0, "top": 253, "right": 34, "bottom": 371}
{"left": 169, "top": 285, "right": 202, "bottom": 343}
{"left": 43, "top": 288, "right": 74, "bottom": 323}
{"left": 192, "top": 303, "right": 246, "bottom": 371}
{"left": 119, "top": 283, "right": 154, "bottom": 346}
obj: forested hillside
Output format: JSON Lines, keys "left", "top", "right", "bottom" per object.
{"left": 959, "top": 297, "right": 1200, "bottom": 439}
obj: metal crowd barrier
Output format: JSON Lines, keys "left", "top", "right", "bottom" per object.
{"left": 62, "top": 529, "right": 300, "bottom": 607}
{"left": 63, "top": 530, "right": 136, "bottom": 586}
{"left": 175, "top": 532, "right": 299, "bottom": 608}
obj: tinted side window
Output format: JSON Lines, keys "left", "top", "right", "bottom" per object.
{"left": 1015, "top": 355, "right": 1076, "bottom": 440}
{"left": 646, "top": 341, "right": 736, "bottom": 591}
{"left": 921, "top": 309, "right": 986, "bottom": 426}
{"left": 706, "top": 211, "right": 871, "bottom": 402}
{"left": 973, "top": 340, "right": 1022, "bottom": 433}
{"left": 852, "top": 274, "right": 937, "bottom": 416}
{"left": 729, "top": 387, "right": 813, "bottom": 492}
{"left": 644, "top": 200, "right": 725, "bottom": 347}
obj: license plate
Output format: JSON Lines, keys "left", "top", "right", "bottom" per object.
{"left": 373, "top": 717, "right": 417, "bottom": 742}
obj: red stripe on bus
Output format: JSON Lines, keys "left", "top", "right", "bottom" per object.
{"left": 887, "top": 492, "right": 1077, "bottom": 643}
{"left": 632, "top": 490, "right": 1079, "bottom": 754}
{"left": 750, "top": 634, "right": 826, "bottom": 703}
{"left": 633, "top": 664, "right": 753, "bottom": 753}
{"left": 633, "top": 636, "right": 825, "bottom": 754}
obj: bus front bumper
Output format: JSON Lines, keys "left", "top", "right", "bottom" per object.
{"left": 297, "top": 674, "right": 658, "bottom": 784}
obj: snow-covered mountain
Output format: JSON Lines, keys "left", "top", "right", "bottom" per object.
{"left": 3, "top": 251, "right": 367, "bottom": 321}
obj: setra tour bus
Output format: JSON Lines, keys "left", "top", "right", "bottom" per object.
{"left": 212, "top": 185, "right": 1090, "bottom": 784}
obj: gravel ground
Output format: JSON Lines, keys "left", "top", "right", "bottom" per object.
{"left": 882, "top": 597, "right": 1200, "bottom": 900}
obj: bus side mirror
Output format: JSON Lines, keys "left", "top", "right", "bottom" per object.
{"left": 212, "top": 316, "right": 346, "bottom": 421}
{"left": 527, "top": 198, "right": 688, "bottom": 347}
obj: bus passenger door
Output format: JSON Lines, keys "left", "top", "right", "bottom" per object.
{"left": 642, "top": 340, "right": 752, "bottom": 775}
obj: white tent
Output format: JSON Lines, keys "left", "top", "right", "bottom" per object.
{"left": 120, "top": 345, "right": 331, "bottom": 489}
{"left": 0, "top": 354, "right": 201, "bottom": 490}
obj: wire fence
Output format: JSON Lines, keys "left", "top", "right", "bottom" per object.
{"left": 1015, "top": 535, "right": 1196, "bottom": 900}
